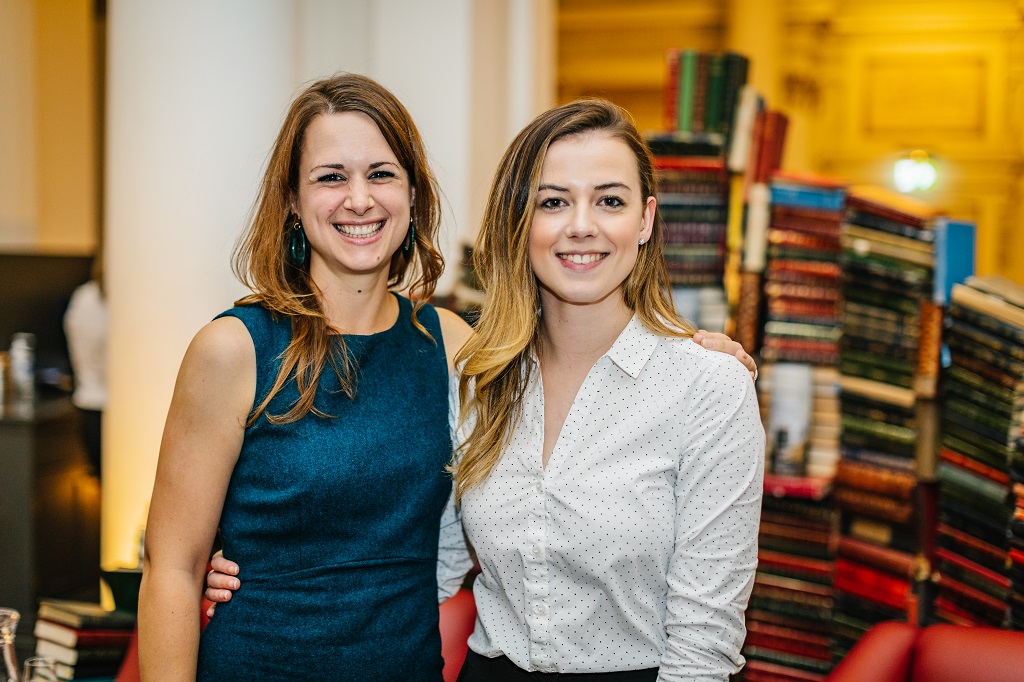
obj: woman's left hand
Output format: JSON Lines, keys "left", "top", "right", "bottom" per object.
{"left": 692, "top": 330, "right": 758, "bottom": 382}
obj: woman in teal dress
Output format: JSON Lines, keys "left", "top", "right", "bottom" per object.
{"left": 138, "top": 74, "right": 474, "bottom": 680}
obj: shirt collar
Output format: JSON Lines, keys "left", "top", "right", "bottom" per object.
{"left": 605, "top": 314, "right": 659, "bottom": 379}
{"left": 526, "top": 314, "right": 660, "bottom": 379}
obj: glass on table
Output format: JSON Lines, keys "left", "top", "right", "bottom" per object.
{"left": 21, "top": 657, "right": 58, "bottom": 682}
{"left": 0, "top": 608, "right": 20, "bottom": 682}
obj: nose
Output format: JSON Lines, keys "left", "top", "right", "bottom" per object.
{"left": 343, "top": 177, "right": 376, "bottom": 214}
{"left": 565, "top": 204, "right": 597, "bottom": 238}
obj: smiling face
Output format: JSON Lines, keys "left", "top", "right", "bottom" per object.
{"left": 528, "top": 130, "right": 656, "bottom": 315}
{"left": 293, "top": 111, "right": 412, "bottom": 286}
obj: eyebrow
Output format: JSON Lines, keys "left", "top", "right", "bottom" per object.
{"left": 537, "top": 181, "right": 632, "bottom": 192}
{"left": 308, "top": 161, "right": 400, "bottom": 174}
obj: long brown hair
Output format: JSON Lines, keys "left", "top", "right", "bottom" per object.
{"left": 452, "top": 98, "right": 694, "bottom": 502}
{"left": 233, "top": 73, "right": 443, "bottom": 425}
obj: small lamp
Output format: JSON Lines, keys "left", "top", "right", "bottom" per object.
{"left": 893, "top": 150, "right": 938, "bottom": 193}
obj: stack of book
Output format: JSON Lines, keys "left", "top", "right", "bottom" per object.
{"left": 743, "top": 474, "right": 836, "bottom": 681}
{"left": 932, "top": 275, "right": 1024, "bottom": 627}
{"left": 33, "top": 599, "right": 135, "bottom": 681}
{"left": 1013, "top": 433, "right": 1024, "bottom": 630}
{"left": 759, "top": 171, "right": 845, "bottom": 366}
{"left": 727, "top": 92, "right": 789, "bottom": 355}
{"left": 648, "top": 144, "right": 730, "bottom": 287}
{"left": 831, "top": 186, "right": 944, "bottom": 653}
{"left": 662, "top": 50, "right": 748, "bottom": 140}
{"left": 759, "top": 363, "right": 841, "bottom": 480}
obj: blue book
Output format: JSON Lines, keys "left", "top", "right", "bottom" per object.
{"left": 933, "top": 218, "right": 976, "bottom": 305}
{"left": 769, "top": 183, "right": 846, "bottom": 212}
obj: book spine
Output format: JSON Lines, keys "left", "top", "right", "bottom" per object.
{"left": 834, "top": 558, "right": 912, "bottom": 612}
{"left": 836, "top": 536, "right": 917, "bottom": 578}
{"left": 677, "top": 49, "right": 699, "bottom": 132}
{"left": 663, "top": 48, "right": 680, "bottom": 132}
{"left": 951, "top": 283, "right": 1024, "bottom": 329}
{"left": 691, "top": 51, "right": 709, "bottom": 133}
{"left": 834, "top": 459, "right": 916, "bottom": 499}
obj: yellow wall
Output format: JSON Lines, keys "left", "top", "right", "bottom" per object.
{"left": 34, "top": 0, "right": 99, "bottom": 253}
{"left": 0, "top": 0, "right": 98, "bottom": 253}
{"left": 557, "top": 0, "right": 1024, "bottom": 284}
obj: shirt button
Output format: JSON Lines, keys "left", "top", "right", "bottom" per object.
{"left": 535, "top": 481, "right": 543, "bottom": 493}
{"left": 534, "top": 603, "right": 548, "bottom": 616}
{"left": 531, "top": 544, "right": 542, "bottom": 558}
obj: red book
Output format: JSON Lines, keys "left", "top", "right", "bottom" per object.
{"left": 762, "top": 473, "right": 832, "bottom": 500}
{"left": 34, "top": 619, "right": 134, "bottom": 649}
{"left": 833, "top": 558, "right": 912, "bottom": 612}
{"left": 663, "top": 48, "right": 680, "bottom": 132}
{"left": 743, "top": 659, "right": 827, "bottom": 682}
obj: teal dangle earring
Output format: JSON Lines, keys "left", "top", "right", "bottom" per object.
{"left": 287, "top": 214, "right": 308, "bottom": 267}
{"left": 402, "top": 221, "right": 416, "bottom": 256}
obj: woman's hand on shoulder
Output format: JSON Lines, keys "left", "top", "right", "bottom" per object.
{"left": 691, "top": 329, "right": 758, "bottom": 382}
{"left": 436, "top": 307, "right": 474, "bottom": 372}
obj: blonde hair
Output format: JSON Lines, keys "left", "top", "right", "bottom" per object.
{"left": 233, "top": 73, "right": 443, "bottom": 425}
{"left": 452, "top": 99, "right": 695, "bottom": 502}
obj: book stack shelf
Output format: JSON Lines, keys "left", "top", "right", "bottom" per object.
{"left": 663, "top": 50, "right": 749, "bottom": 140}
{"left": 729, "top": 92, "right": 788, "bottom": 352}
{"left": 650, "top": 49, "right": 750, "bottom": 332}
{"left": 742, "top": 474, "right": 836, "bottom": 681}
{"left": 32, "top": 599, "right": 135, "bottom": 681}
{"left": 649, "top": 147, "right": 730, "bottom": 288}
{"left": 1014, "top": 432, "right": 1024, "bottom": 631}
{"left": 830, "top": 186, "right": 945, "bottom": 656}
{"left": 931, "top": 275, "right": 1024, "bottom": 628}
{"left": 759, "top": 172, "right": 845, "bottom": 367}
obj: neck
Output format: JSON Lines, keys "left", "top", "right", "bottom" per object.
{"left": 537, "top": 293, "right": 633, "bottom": 367}
{"left": 312, "top": 267, "right": 397, "bottom": 335}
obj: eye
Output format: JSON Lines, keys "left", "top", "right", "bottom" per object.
{"left": 539, "top": 197, "right": 567, "bottom": 209}
{"left": 369, "top": 169, "right": 397, "bottom": 181}
{"left": 599, "top": 196, "right": 625, "bottom": 208}
{"left": 316, "top": 172, "right": 345, "bottom": 183}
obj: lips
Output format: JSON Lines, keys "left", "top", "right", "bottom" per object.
{"left": 333, "top": 220, "right": 385, "bottom": 238}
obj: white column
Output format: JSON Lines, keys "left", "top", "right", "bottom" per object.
{"left": 103, "top": 0, "right": 296, "bottom": 568}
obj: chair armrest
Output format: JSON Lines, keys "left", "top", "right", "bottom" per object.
{"left": 915, "top": 624, "right": 1024, "bottom": 682}
{"left": 826, "top": 621, "right": 917, "bottom": 682}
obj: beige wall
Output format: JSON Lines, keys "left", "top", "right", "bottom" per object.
{"left": 556, "top": 0, "right": 1024, "bottom": 284}
{"left": 0, "top": 0, "right": 38, "bottom": 249}
{"left": 34, "top": 0, "right": 99, "bottom": 253}
{"left": 0, "top": 0, "right": 98, "bottom": 254}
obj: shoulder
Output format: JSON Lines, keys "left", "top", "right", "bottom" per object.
{"left": 183, "top": 316, "right": 256, "bottom": 378}
{"left": 435, "top": 307, "right": 474, "bottom": 370}
{"left": 659, "top": 335, "right": 752, "bottom": 391}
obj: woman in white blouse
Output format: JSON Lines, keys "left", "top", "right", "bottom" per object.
{"left": 450, "top": 99, "right": 764, "bottom": 681}
{"left": 204, "top": 98, "right": 763, "bottom": 681}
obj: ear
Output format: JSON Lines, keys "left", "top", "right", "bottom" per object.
{"left": 640, "top": 196, "right": 656, "bottom": 243}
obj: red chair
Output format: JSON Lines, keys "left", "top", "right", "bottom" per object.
{"left": 826, "top": 620, "right": 1024, "bottom": 682}
{"left": 118, "top": 591, "right": 477, "bottom": 680}
{"left": 440, "top": 587, "right": 477, "bottom": 682}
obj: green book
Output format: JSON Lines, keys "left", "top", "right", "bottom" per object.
{"left": 677, "top": 49, "right": 699, "bottom": 132}
{"left": 704, "top": 53, "right": 725, "bottom": 132}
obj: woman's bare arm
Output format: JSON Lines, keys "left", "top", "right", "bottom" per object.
{"left": 138, "top": 317, "right": 254, "bottom": 681}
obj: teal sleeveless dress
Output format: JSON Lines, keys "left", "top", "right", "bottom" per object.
{"left": 197, "top": 295, "right": 452, "bottom": 681}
